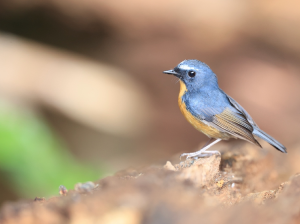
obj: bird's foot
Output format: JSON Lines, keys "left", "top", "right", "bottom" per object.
{"left": 180, "top": 150, "right": 220, "bottom": 160}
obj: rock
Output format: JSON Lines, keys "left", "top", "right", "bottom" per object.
{"left": 59, "top": 185, "right": 68, "bottom": 196}
{"left": 163, "top": 161, "right": 176, "bottom": 171}
{"left": 74, "top": 182, "right": 97, "bottom": 193}
{"left": 176, "top": 154, "right": 221, "bottom": 187}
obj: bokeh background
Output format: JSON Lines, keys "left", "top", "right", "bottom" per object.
{"left": 0, "top": 0, "right": 300, "bottom": 205}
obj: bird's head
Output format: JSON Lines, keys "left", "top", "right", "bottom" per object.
{"left": 163, "top": 59, "right": 218, "bottom": 91}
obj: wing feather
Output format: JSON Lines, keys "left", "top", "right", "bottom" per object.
{"left": 224, "top": 93, "right": 258, "bottom": 127}
{"left": 201, "top": 107, "right": 261, "bottom": 146}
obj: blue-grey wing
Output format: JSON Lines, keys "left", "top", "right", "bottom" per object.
{"left": 187, "top": 91, "right": 261, "bottom": 146}
{"left": 222, "top": 91, "right": 259, "bottom": 128}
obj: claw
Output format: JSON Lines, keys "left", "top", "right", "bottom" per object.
{"left": 180, "top": 153, "right": 199, "bottom": 160}
{"left": 179, "top": 139, "right": 222, "bottom": 160}
{"left": 179, "top": 150, "right": 221, "bottom": 160}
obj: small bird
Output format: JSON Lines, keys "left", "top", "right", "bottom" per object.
{"left": 163, "top": 59, "right": 287, "bottom": 159}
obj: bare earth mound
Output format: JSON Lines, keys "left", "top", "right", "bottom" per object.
{"left": 1, "top": 144, "right": 300, "bottom": 224}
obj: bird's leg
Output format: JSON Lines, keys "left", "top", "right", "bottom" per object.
{"left": 202, "top": 138, "right": 213, "bottom": 148}
{"left": 191, "top": 138, "right": 212, "bottom": 159}
{"left": 180, "top": 139, "right": 222, "bottom": 160}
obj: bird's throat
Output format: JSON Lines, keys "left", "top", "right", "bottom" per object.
{"left": 179, "top": 80, "right": 187, "bottom": 99}
{"left": 178, "top": 80, "right": 188, "bottom": 111}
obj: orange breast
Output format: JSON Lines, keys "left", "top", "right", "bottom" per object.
{"left": 178, "top": 81, "right": 230, "bottom": 139}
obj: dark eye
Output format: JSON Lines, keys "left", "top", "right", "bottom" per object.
{"left": 188, "top": 71, "right": 196, "bottom": 77}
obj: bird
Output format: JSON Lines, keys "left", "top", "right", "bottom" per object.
{"left": 163, "top": 59, "right": 287, "bottom": 159}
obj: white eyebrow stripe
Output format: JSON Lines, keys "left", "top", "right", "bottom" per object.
{"left": 179, "top": 64, "right": 192, "bottom": 70}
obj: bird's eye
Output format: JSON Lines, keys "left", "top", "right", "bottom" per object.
{"left": 188, "top": 71, "right": 196, "bottom": 77}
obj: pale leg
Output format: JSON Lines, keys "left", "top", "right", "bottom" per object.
{"left": 191, "top": 138, "right": 212, "bottom": 159}
{"left": 202, "top": 138, "right": 212, "bottom": 148}
{"left": 180, "top": 139, "right": 222, "bottom": 159}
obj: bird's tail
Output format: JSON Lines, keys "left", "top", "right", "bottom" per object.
{"left": 253, "top": 128, "right": 287, "bottom": 153}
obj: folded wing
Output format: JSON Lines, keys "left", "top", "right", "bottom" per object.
{"left": 200, "top": 107, "right": 261, "bottom": 147}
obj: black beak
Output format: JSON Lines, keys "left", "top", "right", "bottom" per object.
{"left": 163, "top": 69, "right": 179, "bottom": 76}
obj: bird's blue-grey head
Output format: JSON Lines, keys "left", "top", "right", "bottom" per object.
{"left": 163, "top": 59, "right": 219, "bottom": 91}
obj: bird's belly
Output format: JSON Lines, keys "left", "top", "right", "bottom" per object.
{"left": 178, "top": 98, "right": 231, "bottom": 140}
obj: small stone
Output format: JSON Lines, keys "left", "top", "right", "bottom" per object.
{"left": 164, "top": 161, "right": 176, "bottom": 171}
{"left": 59, "top": 185, "right": 68, "bottom": 195}
{"left": 75, "top": 181, "right": 97, "bottom": 193}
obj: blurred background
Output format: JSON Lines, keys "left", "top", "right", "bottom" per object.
{"left": 0, "top": 0, "right": 300, "bottom": 205}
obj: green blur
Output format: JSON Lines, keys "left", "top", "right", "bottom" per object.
{"left": 0, "top": 101, "right": 104, "bottom": 198}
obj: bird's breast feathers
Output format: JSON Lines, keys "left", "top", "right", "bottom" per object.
{"left": 178, "top": 80, "right": 231, "bottom": 139}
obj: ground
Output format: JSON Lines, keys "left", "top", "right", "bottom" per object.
{"left": 1, "top": 143, "right": 300, "bottom": 224}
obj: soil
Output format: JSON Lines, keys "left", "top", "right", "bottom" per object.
{"left": 1, "top": 143, "right": 300, "bottom": 224}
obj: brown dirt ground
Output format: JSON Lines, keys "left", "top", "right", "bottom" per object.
{"left": 1, "top": 144, "right": 300, "bottom": 224}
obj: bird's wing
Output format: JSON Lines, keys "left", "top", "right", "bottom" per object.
{"left": 224, "top": 93, "right": 259, "bottom": 128}
{"left": 200, "top": 106, "right": 261, "bottom": 147}
{"left": 225, "top": 93, "right": 286, "bottom": 152}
